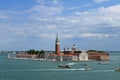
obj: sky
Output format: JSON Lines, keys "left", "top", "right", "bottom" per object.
{"left": 0, "top": 0, "right": 120, "bottom": 51}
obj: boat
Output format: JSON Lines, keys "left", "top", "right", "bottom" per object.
{"left": 58, "top": 64, "right": 71, "bottom": 68}
{"left": 98, "top": 61, "right": 109, "bottom": 65}
{"left": 115, "top": 68, "right": 120, "bottom": 71}
{"left": 67, "top": 63, "right": 75, "bottom": 65}
{"left": 75, "top": 67, "right": 91, "bottom": 71}
{"left": 85, "top": 67, "right": 91, "bottom": 70}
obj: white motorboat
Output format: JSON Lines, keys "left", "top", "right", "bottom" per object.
{"left": 58, "top": 64, "right": 71, "bottom": 68}
{"left": 115, "top": 68, "right": 120, "bottom": 71}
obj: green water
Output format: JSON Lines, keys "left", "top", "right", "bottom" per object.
{"left": 0, "top": 52, "right": 120, "bottom": 80}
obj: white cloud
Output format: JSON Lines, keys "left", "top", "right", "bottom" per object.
{"left": 0, "top": 12, "right": 10, "bottom": 20}
{"left": 27, "top": 4, "right": 120, "bottom": 39}
{"left": 0, "top": 1, "right": 120, "bottom": 41}
{"left": 75, "top": 5, "right": 120, "bottom": 27}
{"left": 99, "top": 5, "right": 120, "bottom": 14}
{"left": 27, "top": 0, "right": 63, "bottom": 21}
{"left": 38, "top": 33, "right": 55, "bottom": 39}
{"left": 61, "top": 34, "right": 75, "bottom": 39}
{"left": 28, "top": 5, "right": 63, "bottom": 16}
{"left": 36, "top": 18, "right": 50, "bottom": 21}
{"left": 94, "top": 0, "right": 110, "bottom": 3}
{"left": 46, "top": 25, "right": 57, "bottom": 30}
{"left": 80, "top": 33, "right": 118, "bottom": 38}
{"left": 68, "top": 7, "right": 78, "bottom": 10}
{"left": 37, "top": 0, "right": 60, "bottom": 5}
{"left": 1, "top": 0, "right": 120, "bottom": 50}
{"left": 67, "top": 3, "right": 91, "bottom": 10}
{"left": 0, "top": 15, "right": 9, "bottom": 20}
{"left": 15, "top": 31, "right": 27, "bottom": 37}
{"left": 53, "top": 0, "right": 59, "bottom": 4}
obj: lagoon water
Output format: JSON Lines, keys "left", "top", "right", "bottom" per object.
{"left": 0, "top": 52, "right": 120, "bottom": 80}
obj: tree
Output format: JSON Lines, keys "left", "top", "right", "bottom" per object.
{"left": 97, "top": 51, "right": 103, "bottom": 53}
{"left": 35, "top": 50, "right": 40, "bottom": 55}
{"left": 87, "top": 50, "right": 97, "bottom": 52}
{"left": 40, "top": 50, "right": 45, "bottom": 54}
{"left": 27, "top": 49, "right": 45, "bottom": 58}
{"left": 27, "top": 49, "right": 36, "bottom": 54}
{"left": 38, "top": 50, "right": 45, "bottom": 58}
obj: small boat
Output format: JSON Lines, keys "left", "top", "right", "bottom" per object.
{"left": 115, "top": 68, "right": 120, "bottom": 71}
{"left": 58, "top": 64, "right": 70, "bottom": 68}
{"left": 98, "top": 61, "right": 109, "bottom": 65}
{"left": 67, "top": 63, "right": 75, "bottom": 65}
{"left": 85, "top": 67, "right": 91, "bottom": 70}
{"left": 75, "top": 67, "right": 91, "bottom": 71}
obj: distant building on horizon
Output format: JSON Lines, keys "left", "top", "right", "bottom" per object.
{"left": 47, "top": 33, "right": 89, "bottom": 61}
{"left": 47, "top": 33, "right": 109, "bottom": 61}
{"left": 14, "top": 33, "right": 109, "bottom": 61}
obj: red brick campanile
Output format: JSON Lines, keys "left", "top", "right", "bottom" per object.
{"left": 55, "top": 33, "right": 60, "bottom": 55}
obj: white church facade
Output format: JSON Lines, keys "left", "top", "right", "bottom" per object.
{"left": 79, "top": 50, "right": 88, "bottom": 61}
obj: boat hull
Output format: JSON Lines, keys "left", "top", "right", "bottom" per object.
{"left": 115, "top": 68, "right": 120, "bottom": 71}
{"left": 58, "top": 65, "right": 70, "bottom": 68}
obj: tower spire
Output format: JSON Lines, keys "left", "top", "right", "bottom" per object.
{"left": 55, "top": 33, "right": 60, "bottom": 55}
{"left": 56, "top": 32, "right": 59, "bottom": 42}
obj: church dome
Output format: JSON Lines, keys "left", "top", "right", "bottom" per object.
{"left": 72, "top": 44, "right": 77, "bottom": 50}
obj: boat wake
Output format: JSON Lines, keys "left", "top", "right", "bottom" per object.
{"left": 20, "top": 68, "right": 88, "bottom": 71}
{"left": 1, "top": 68, "right": 115, "bottom": 73}
{"left": 91, "top": 70, "right": 114, "bottom": 73}
{"left": 67, "top": 63, "right": 76, "bottom": 65}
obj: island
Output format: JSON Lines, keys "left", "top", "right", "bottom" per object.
{"left": 11, "top": 34, "right": 109, "bottom": 61}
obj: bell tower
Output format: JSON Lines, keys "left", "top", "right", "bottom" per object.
{"left": 55, "top": 33, "right": 60, "bottom": 55}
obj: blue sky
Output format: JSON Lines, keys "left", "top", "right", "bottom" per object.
{"left": 0, "top": 0, "right": 120, "bottom": 51}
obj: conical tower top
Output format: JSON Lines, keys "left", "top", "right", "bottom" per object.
{"left": 56, "top": 33, "right": 59, "bottom": 42}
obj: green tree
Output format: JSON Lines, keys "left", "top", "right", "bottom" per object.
{"left": 40, "top": 50, "right": 45, "bottom": 54}
{"left": 27, "top": 49, "right": 45, "bottom": 58}
{"left": 38, "top": 50, "right": 45, "bottom": 58}
{"left": 97, "top": 51, "right": 103, "bottom": 53}
{"left": 87, "top": 50, "right": 97, "bottom": 52}
{"left": 27, "top": 49, "right": 36, "bottom": 54}
{"left": 35, "top": 50, "right": 39, "bottom": 55}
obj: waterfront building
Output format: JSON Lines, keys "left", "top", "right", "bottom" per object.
{"left": 79, "top": 50, "right": 88, "bottom": 61}
{"left": 47, "top": 33, "right": 89, "bottom": 61}
{"left": 47, "top": 33, "right": 109, "bottom": 61}
{"left": 88, "top": 52, "right": 109, "bottom": 61}
{"left": 16, "top": 54, "right": 38, "bottom": 58}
